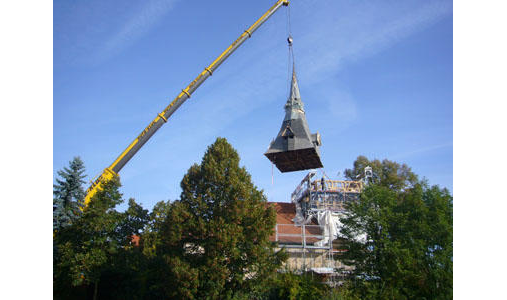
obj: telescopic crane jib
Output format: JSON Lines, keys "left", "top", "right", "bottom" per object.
{"left": 83, "top": 0, "right": 290, "bottom": 206}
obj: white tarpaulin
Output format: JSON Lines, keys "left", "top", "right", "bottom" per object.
{"left": 315, "top": 210, "right": 366, "bottom": 246}
{"left": 315, "top": 210, "right": 342, "bottom": 247}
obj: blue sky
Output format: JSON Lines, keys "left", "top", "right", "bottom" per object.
{"left": 54, "top": 0, "right": 453, "bottom": 210}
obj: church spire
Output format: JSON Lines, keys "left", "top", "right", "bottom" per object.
{"left": 284, "top": 64, "right": 304, "bottom": 119}
{"left": 264, "top": 37, "right": 323, "bottom": 173}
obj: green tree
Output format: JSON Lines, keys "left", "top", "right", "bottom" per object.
{"left": 158, "top": 137, "right": 286, "bottom": 299}
{"left": 136, "top": 199, "right": 203, "bottom": 298}
{"left": 344, "top": 155, "right": 418, "bottom": 190}
{"left": 54, "top": 178, "right": 122, "bottom": 300}
{"left": 340, "top": 157, "right": 453, "bottom": 299}
{"left": 263, "top": 272, "right": 329, "bottom": 300}
{"left": 117, "top": 198, "right": 150, "bottom": 245}
{"left": 54, "top": 177, "right": 149, "bottom": 300}
{"left": 53, "top": 156, "right": 87, "bottom": 280}
{"left": 98, "top": 198, "right": 149, "bottom": 300}
{"left": 142, "top": 200, "right": 173, "bottom": 259}
{"left": 53, "top": 156, "right": 87, "bottom": 230}
{"left": 136, "top": 200, "right": 173, "bottom": 299}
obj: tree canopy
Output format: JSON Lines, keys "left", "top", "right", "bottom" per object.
{"left": 158, "top": 137, "right": 286, "bottom": 299}
{"left": 53, "top": 151, "right": 452, "bottom": 299}
{"left": 344, "top": 155, "right": 418, "bottom": 190}
{"left": 53, "top": 156, "right": 86, "bottom": 230}
{"left": 54, "top": 176, "right": 149, "bottom": 300}
{"left": 340, "top": 156, "right": 453, "bottom": 299}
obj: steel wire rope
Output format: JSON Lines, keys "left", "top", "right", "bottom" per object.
{"left": 286, "top": 4, "right": 293, "bottom": 99}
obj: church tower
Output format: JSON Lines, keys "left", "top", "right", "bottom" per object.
{"left": 264, "top": 65, "right": 323, "bottom": 172}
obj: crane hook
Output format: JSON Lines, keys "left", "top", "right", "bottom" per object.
{"left": 287, "top": 35, "right": 293, "bottom": 46}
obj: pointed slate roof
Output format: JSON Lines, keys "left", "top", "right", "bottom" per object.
{"left": 265, "top": 66, "right": 323, "bottom": 172}
{"left": 285, "top": 67, "right": 304, "bottom": 119}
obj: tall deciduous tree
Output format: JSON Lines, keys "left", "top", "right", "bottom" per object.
{"left": 344, "top": 155, "right": 418, "bottom": 190}
{"left": 142, "top": 200, "right": 172, "bottom": 259}
{"left": 159, "top": 137, "right": 286, "bottom": 299}
{"left": 340, "top": 157, "right": 453, "bottom": 299}
{"left": 54, "top": 178, "right": 123, "bottom": 300}
{"left": 137, "top": 200, "right": 174, "bottom": 299}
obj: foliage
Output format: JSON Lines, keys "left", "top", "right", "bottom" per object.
{"left": 53, "top": 156, "right": 86, "bottom": 230}
{"left": 230, "top": 271, "right": 358, "bottom": 300}
{"left": 119, "top": 198, "right": 150, "bottom": 244}
{"left": 263, "top": 272, "right": 329, "bottom": 300}
{"left": 53, "top": 156, "right": 87, "bottom": 293}
{"left": 141, "top": 200, "right": 173, "bottom": 258}
{"left": 54, "top": 177, "right": 150, "bottom": 300}
{"left": 320, "top": 282, "right": 361, "bottom": 300}
{"left": 138, "top": 200, "right": 175, "bottom": 299}
{"left": 340, "top": 156, "right": 453, "bottom": 299}
{"left": 344, "top": 155, "right": 418, "bottom": 190}
{"left": 158, "top": 137, "right": 286, "bottom": 299}
{"left": 54, "top": 178, "right": 122, "bottom": 299}
{"left": 53, "top": 152, "right": 453, "bottom": 299}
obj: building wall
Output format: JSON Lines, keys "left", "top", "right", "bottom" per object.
{"left": 275, "top": 247, "right": 353, "bottom": 272}
{"left": 269, "top": 202, "right": 355, "bottom": 273}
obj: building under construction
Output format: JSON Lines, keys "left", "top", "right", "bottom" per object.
{"left": 261, "top": 34, "right": 368, "bottom": 284}
{"left": 269, "top": 172, "right": 364, "bottom": 285}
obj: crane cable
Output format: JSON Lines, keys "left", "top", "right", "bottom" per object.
{"left": 272, "top": 4, "right": 295, "bottom": 186}
{"left": 286, "top": 4, "right": 294, "bottom": 99}
{"left": 273, "top": 4, "right": 294, "bottom": 187}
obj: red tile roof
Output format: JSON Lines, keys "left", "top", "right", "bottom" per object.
{"left": 131, "top": 203, "right": 325, "bottom": 247}
{"left": 269, "top": 202, "right": 322, "bottom": 244}
{"left": 131, "top": 235, "right": 140, "bottom": 246}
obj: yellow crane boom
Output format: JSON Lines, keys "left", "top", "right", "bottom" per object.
{"left": 84, "top": 0, "right": 290, "bottom": 206}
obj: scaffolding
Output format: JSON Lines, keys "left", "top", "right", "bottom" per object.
{"left": 274, "top": 222, "right": 343, "bottom": 285}
{"left": 272, "top": 172, "right": 363, "bottom": 286}
{"left": 292, "top": 172, "right": 362, "bottom": 220}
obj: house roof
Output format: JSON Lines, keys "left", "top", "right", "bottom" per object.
{"left": 131, "top": 235, "right": 140, "bottom": 246}
{"left": 269, "top": 202, "right": 321, "bottom": 244}
{"left": 272, "top": 202, "right": 298, "bottom": 225}
{"left": 131, "top": 203, "right": 333, "bottom": 249}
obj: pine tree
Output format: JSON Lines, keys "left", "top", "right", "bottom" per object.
{"left": 53, "top": 156, "right": 87, "bottom": 230}
{"left": 159, "top": 137, "right": 286, "bottom": 299}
